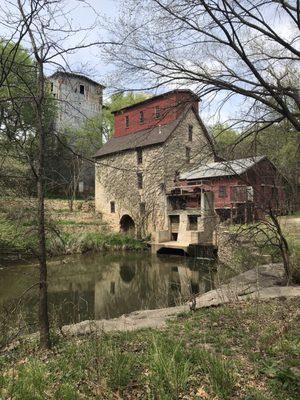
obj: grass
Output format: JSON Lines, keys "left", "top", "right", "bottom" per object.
{"left": 0, "top": 217, "right": 38, "bottom": 257}
{"left": 148, "top": 334, "right": 192, "bottom": 399}
{"left": 62, "top": 231, "right": 148, "bottom": 253}
{"left": 56, "top": 219, "right": 78, "bottom": 225}
{"left": 284, "top": 211, "right": 300, "bottom": 218}
{"left": 1, "top": 298, "right": 299, "bottom": 399}
{"left": 0, "top": 213, "right": 147, "bottom": 261}
{"left": 0, "top": 196, "right": 147, "bottom": 261}
{"left": 56, "top": 219, "right": 104, "bottom": 226}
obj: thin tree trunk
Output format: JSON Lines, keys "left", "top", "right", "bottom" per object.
{"left": 37, "top": 173, "right": 50, "bottom": 349}
{"left": 269, "top": 208, "right": 291, "bottom": 284}
{"left": 16, "top": 0, "right": 51, "bottom": 349}
{"left": 36, "top": 61, "right": 51, "bottom": 349}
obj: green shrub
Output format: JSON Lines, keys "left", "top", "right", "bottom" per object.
{"left": 232, "top": 246, "right": 259, "bottom": 271}
{"left": 0, "top": 217, "right": 38, "bottom": 256}
{"left": 0, "top": 214, "right": 147, "bottom": 259}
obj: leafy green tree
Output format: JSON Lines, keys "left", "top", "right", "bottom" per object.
{"left": 0, "top": 41, "right": 56, "bottom": 135}
{"left": 0, "top": 41, "right": 56, "bottom": 197}
{"left": 70, "top": 114, "right": 103, "bottom": 154}
{"left": 59, "top": 114, "right": 103, "bottom": 208}
{"left": 211, "top": 124, "right": 240, "bottom": 159}
{"left": 212, "top": 120, "right": 299, "bottom": 211}
{"left": 47, "top": 92, "right": 150, "bottom": 204}
{"left": 1, "top": 42, "right": 39, "bottom": 192}
{"left": 254, "top": 123, "right": 299, "bottom": 210}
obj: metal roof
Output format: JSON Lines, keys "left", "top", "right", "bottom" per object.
{"left": 180, "top": 156, "right": 266, "bottom": 180}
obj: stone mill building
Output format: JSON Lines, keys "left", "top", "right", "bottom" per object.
{"left": 49, "top": 71, "right": 104, "bottom": 195}
{"left": 49, "top": 71, "right": 104, "bottom": 131}
{"left": 94, "top": 89, "right": 219, "bottom": 248}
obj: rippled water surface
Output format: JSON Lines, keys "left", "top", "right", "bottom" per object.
{"left": 0, "top": 252, "right": 216, "bottom": 327}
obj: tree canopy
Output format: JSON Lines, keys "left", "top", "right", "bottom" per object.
{"left": 212, "top": 121, "right": 300, "bottom": 206}
{"left": 0, "top": 41, "right": 57, "bottom": 196}
{"left": 103, "top": 0, "right": 300, "bottom": 135}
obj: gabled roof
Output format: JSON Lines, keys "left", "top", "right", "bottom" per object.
{"left": 180, "top": 156, "right": 266, "bottom": 180}
{"left": 49, "top": 71, "right": 105, "bottom": 88}
{"left": 94, "top": 116, "right": 181, "bottom": 158}
{"left": 94, "top": 103, "right": 218, "bottom": 159}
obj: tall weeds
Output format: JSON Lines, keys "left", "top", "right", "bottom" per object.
{"left": 147, "top": 335, "right": 191, "bottom": 399}
{"left": 191, "top": 348, "right": 236, "bottom": 399}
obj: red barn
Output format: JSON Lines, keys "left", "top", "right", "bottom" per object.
{"left": 169, "top": 156, "right": 286, "bottom": 223}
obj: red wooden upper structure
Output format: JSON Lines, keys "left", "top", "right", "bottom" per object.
{"left": 168, "top": 156, "right": 287, "bottom": 222}
{"left": 113, "top": 89, "right": 199, "bottom": 137}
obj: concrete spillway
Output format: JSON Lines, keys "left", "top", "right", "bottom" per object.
{"left": 151, "top": 241, "right": 217, "bottom": 259}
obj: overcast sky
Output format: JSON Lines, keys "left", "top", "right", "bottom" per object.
{"left": 0, "top": 0, "right": 295, "bottom": 125}
{"left": 47, "top": 0, "right": 120, "bottom": 83}
{"left": 57, "top": 0, "right": 230, "bottom": 122}
{"left": 53, "top": 0, "right": 294, "bottom": 124}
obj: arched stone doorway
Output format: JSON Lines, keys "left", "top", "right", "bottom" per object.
{"left": 120, "top": 214, "right": 135, "bottom": 236}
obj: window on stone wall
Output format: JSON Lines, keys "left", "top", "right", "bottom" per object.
{"left": 139, "top": 111, "right": 144, "bottom": 124}
{"left": 110, "top": 201, "right": 115, "bottom": 213}
{"left": 140, "top": 202, "right": 146, "bottom": 215}
{"left": 80, "top": 84, "right": 85, "bottom": 95}
{"left": 137, "top": 172, "right": 143, "bottom": 189}
{"left": 50, "top": 82, "right": 54, "bottom": 92}
{"left": 110, "top": 281, "right": 115, "bottom": 294}
{"left": 186, "top": 147, "right": 191, "bottom": 163}
{"left": 155, "top": 106, "right": 161, "bottom": 119}
{"left": 188, "top": 125, "right": 193, "bottom": 141}
{"left": 125, "top": 115, "right": 129, "bottom": 128}
{"left": 219, "top": 186, "right": 227, "bottom": 198}
{"left": 137, "top": 148, "right": 143, "bottom": 164}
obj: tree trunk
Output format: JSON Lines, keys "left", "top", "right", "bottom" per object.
{"left": 269, "top": 208, "right": 291, "bottom": 284}
{"left": 16, "top": 0, "right": 51, "bottom": 348}
{"left": 36, "top": 62, "right": 51, "bottom": 349}
{"left": 37, "top": 179, "right": 51, "bottom": 349}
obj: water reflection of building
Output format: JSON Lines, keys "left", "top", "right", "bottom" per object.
{"left": 45, "top": 254, "right": 215, "bottom": 323}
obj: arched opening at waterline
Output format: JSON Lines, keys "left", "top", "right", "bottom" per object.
{"left": 120, "top": 214, "right": 135, "bottom": 236}
{"left": 119, "top": 264, "right": 136, "bottom": 283}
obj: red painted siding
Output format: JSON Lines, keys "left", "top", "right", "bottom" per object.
{"left": 178, "top": 159, "right": 286, "bottom": 213}
{"left": 113, "top": 91, "right": 199, "bottom": 137}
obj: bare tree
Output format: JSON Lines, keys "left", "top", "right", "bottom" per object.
{"left": 212, "top": 155, "right": 293, "bottom": 282}
{"left": 103, "top": 0, "right": 300, "bottom": 136}
{"left": 0, "top": 0, "right": 110, "bottom": 349}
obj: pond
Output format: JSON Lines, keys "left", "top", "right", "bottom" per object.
{"left": 0, "top": 252, "right": 216, "bottom": 330}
